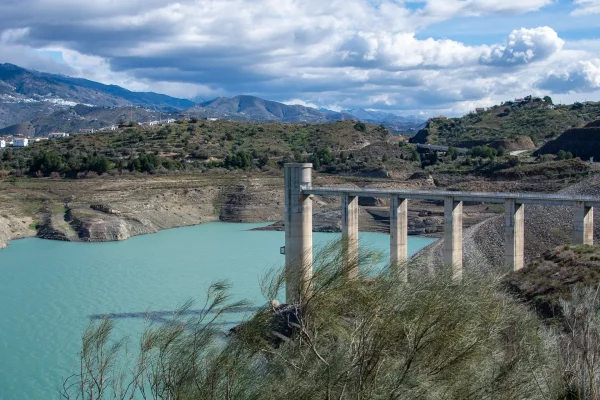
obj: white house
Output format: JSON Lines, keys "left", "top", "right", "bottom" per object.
{"left": 166, "top": 119, "right": 176, "bottom": 124}
{"left": 0, "top": 140, "right": 5, "bottom": 148}
{"left": 79, "top": 128, "right": 95, "bottom": 134}
{"left": 148, "top": 120, "right": 160, "bottom": 126}
{"left": 13, "top": 138, "right": 29, "bottom": 147}
{"left": 48, "top": 132, "right": 70, "bottom": 139}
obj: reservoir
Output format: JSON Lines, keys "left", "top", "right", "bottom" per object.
{"left": 0, "top": 222, "right": 436, "bottom": 399}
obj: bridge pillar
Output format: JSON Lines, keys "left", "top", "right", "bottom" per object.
{"left": 504, "top": 199, "right": 525, "bottom": 271}
{"left": 342, "top": 192, "right": 359, "bottom": 280}
{"left": 573, "top": 201, "right": 594, "bottom": 245}
{"left": 390, "top": 196, "right": 408, "bottom": 282}
{"left": 443, "top": 196, "right": 463, "bottom": 281}
{"left": 284, "top": 163, "right": 313, "bottom": 304}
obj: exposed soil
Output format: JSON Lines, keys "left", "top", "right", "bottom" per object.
{"left": 0, "top": 170, "right": 595, "bottom": 251}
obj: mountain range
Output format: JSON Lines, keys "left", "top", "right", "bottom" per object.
{"left": 0, "top": 63, "right": 425, "bottom": 136}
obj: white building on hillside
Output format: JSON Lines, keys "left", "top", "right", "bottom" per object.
{"left": 0, "top": 140, "right": 5, "bottom": 148}
{"left": 13, "top": 138, "right": 29, "bottom": 147}
{"left": 48, "top": 132, "right": 70, "bottom": 139}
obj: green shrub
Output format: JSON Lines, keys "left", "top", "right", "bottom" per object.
{"left": 353, "top": 122, "right": 367, "bottom": 132}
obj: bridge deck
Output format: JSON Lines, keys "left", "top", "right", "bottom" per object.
{"left": 303, "top": 186, "right": 600, "bottom": 207}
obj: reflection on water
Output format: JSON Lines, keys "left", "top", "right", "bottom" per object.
{"left": 89, "top": 306, "right": 262, "bottom": 323}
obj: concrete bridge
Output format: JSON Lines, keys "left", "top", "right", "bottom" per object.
{"left": 284, "top": 163, "right": 598, "bottom": 303}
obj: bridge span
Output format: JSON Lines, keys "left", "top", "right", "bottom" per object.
{"left": 283, "top": 163, "right": 597, "bottom": 303}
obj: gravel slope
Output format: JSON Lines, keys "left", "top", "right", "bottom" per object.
{"left": 414, "top": 174, "right": 600, "bottom": 277}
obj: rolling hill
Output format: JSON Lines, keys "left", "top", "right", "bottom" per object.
{"left": 411, "top": 98, "right": 600, "bottom": 148}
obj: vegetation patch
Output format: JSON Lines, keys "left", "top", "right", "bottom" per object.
{"left": 504, "top": 245, "right": 600, "bottom": 318}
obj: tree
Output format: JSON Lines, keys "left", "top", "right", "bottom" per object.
{"left": 468, "top": 146, "right": 498, "bottom": 159}
{"left": 497, "top": 146, "right": 506, "bottom": 157}
{"left": 85, "top": 156, "right": 110, "bottom": 174}
{"left": 557, "top": 150, "right": 567, "bottom": 160}
{"left": 29, "top": 150, "right": 64, "bottom": 176}
{"left": 339, "top": 151, "right": 347, "bottom": 163}
{"left": 293, "top": 149, "right": 303, "bottom": 162}
{"left": 507, "top": 155, "right": 520, "bottom": 167}
{"left": 543, "top": 96, "right": 553, "bottom": 105}
{"left": 353, "top": 122, "right": 366, "bottom": 132}
{"left": 447, "top": 146, "right": 459, "bottom": 161}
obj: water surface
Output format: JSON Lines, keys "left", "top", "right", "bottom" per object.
{"left": 0, "top": 223, "right": 436, "bottom": 399}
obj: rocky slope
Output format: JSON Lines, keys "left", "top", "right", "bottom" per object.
{"left": 535, "top": 121, "right": 600, "bottom": 160}
{"left": 0, "top": 213, "right": 35, "bottom": 249}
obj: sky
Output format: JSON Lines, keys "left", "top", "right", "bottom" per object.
{"left": 1, "top": 0, "right": 600, "bottom": 116}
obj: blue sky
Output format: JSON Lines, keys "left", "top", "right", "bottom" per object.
{"left": 1, "top": 0, "right": 600, "bottom": 116}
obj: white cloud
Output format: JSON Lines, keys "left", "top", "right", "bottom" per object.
{"left": 479, "top": 27, "right": 563, "bottom": 66}
{"left": 282, "top": 99, "right": 320, "bottom": 109}
{"left": 538, "top": 59, "right": 600, "bottom": 93}
{"left": 572, "top": 0, "right": 600, "bottom": 16}
{"left": 419, "top": 0, "right": 552, "bottom": 19}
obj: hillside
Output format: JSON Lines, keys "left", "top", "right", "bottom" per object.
{"left": 0, "top": 63, "right": 195, "bottom": 128}
{"left": 0, "top": 120, "right": 411, "bottom": 177}
{"left": 0, "top": 122, "right": 35, "bottom": 137}
{"left": 505, "top": 244, "right": 600, "bottom": 318}
{"left": 0, "top": 105, "right": 175, "bottom": 136}
{"left": 0, "top": 63, "right": 195, "bottom": 111}
{"left": 411, "top": 99, "right": 600, "bottom": 148}
{"left": 535, "top": 120, "right": 600, "bottom": 160}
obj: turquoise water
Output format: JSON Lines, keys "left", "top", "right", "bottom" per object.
{"left": 0, "top": 223, "right": 436, "bottom": 399}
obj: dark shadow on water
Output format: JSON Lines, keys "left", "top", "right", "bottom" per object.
{"left": 89, "top": 306, "right": 262, "bottom": 325}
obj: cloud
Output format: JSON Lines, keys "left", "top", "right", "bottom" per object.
{"left": 282, "top": 99, "right": 320, "bottom": 109}
{"left": 0, "top": 28, "right": 75, "bottom": 74}
{"left": 479, "top": 27, "right": 563, "bottom": 66}
{"left": 572, "top": 0, "right": 600, "bottom": 16}
{"left": 0, "top": 0, "right": 595, "bottom": 115}
{"left": 418, "top": 0, "right": 552, "bottom": 19}
{"left": 538, "top": 59, "right": 600, "bottom": 93}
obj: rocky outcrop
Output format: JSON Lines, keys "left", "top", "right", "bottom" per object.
{"left": 0, "top": 214, "right": 36, "bottom": 249}
{"left": 490, "top": 136, "right": 536, "bottom": 151}
{"left": 219, "top": 183, "right": 284, "bottom": 223}
{"left": 90, "top": 204, "right": 121, "bottom": 215}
